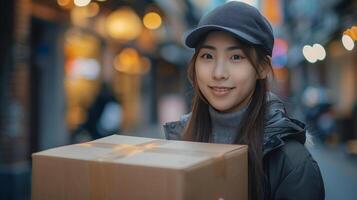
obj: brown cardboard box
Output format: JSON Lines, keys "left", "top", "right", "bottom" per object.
{"left": 32, "top": 135, "right": 247, "bottom": 200}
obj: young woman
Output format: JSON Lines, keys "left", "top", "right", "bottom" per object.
{"left": 164, "top": 2, "right": 325, "bottom": 200}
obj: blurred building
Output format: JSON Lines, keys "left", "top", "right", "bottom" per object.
{"left": 0, "top": 0, "right": 194, "bottom": 199}
{"left": 279, "top": 0, "right": 357, "bottom": 143}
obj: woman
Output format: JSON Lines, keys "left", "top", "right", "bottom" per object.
{"left": 164, "top": 2, "right": 325, "bottom": 200}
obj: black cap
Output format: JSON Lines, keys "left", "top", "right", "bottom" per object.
{"left": 184, "top": 1, "right": 274, "bottom": 56}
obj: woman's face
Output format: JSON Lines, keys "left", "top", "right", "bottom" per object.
{"left": 195, "top": 31, "right": 258, "bottom": 113}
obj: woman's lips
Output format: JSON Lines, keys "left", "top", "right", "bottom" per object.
{"left": 209, "top": 86, "right": 235, "bottom": 96}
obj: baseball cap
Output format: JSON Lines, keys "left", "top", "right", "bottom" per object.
{"left": 184, "top": 1, "right": 274, "bottom": 56}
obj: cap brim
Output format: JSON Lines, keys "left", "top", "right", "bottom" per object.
{"left": 184, "top": 25, "right": 262, "bottom": 48}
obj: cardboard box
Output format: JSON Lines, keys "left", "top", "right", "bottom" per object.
{"left": 32, "top": 135, "right": 247, "bottom": 200}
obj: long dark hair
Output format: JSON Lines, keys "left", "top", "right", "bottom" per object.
{"left": 182, "top": 36, "right": 273, "bottom": 200}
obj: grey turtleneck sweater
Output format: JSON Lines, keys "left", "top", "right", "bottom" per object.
{"left": 209, "top": 106, "right": 247, "bottom": 144}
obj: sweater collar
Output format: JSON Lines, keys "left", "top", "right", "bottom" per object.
{"left": 208, "top": 106, "right": 247, "bottom": 129}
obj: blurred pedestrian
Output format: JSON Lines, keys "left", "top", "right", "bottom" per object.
{"left": 164, "top": 2, "right": 324, "bottom": 200}
{"left": 302, "top": 86, "right": 336, "bottom": 143}
{"left": 71, "top": 82, "right": 121, "bottom": 143}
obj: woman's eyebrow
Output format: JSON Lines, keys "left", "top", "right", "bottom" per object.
{"left": 226, "top": 46, "right": 242, "bottom": 51}
{"left": 200, "top": 45, "right": 242, "bottom": 51}
{"left": 200, "top": 45, "right": 216, "bottom": 50}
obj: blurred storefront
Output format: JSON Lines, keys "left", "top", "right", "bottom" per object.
{"left": 279, "top": 0, "right": 357, "bottom": 145}
{"left": 0, "top": 0, "right": 192, "bottom": 199}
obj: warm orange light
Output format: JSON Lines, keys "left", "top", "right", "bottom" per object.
{"left": 70, "top": 7, "right": 88, "bottom": 26}
{"left": 105, "top": 8, "right": 142, "bottom": 40}
{"left": 86, "top": 2, "right": 100, "bottom": 17}
{"left": 114, "top": 48, "right": 141, "bottom": 74}
{"left": 114, "top": 48, "right": 150, "bottom": 75}
{"left": 143, "top": 12, "right": 162, "bottom": 30}
{"left": 57, "top": 0, "right": 71, "bottom": 7}
{"left": 262, "top": 0, "right": 281, "bottom": 25}
{"left": 343, "top": 26, "right": 357, "bottom": 40}
{"left": 118, "top": 48, "right": 140, "bottom": 67}
{"left": 114, "top": 48, "right": 140, "bottom": 73}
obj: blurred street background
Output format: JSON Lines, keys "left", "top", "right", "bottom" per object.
{"left": 0, "top": 0, "right": 356, "bottom": 199}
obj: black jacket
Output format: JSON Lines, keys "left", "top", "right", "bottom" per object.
{"left": 163, "top": 94, "right": 325, "bottom": 200}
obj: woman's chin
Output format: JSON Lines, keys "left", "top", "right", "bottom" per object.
{"left": 210, "top": 104, "right": 232, "bottom": 113}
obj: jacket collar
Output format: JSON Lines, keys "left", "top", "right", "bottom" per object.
{"left": 262, "top": 94, "right": 306, "bottom": 155}
{"left": 164, "top": 93, "right": 307, "bottom": 156}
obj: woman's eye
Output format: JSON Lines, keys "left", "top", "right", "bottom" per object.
{"left": 200, "top": 53, "right": 213, "bottom": 59}
{"left": 231, "top": 55, "right": 243, "bottom": 61}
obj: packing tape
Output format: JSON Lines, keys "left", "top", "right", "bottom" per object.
{"left": 77, "top": 139, "right": 229, "bottom": 179}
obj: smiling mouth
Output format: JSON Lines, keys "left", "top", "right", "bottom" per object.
{"left": 208, "top": 86, "right": 235, "bottom": 95}
{"left": 209, "top": 86, "right": 235, "bottom": 90}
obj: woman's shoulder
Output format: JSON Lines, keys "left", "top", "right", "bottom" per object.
{"left": 266, "top": 139, "right": 324, "bottom": 191}
{"left": 268, "top": 140, "right": 316, "bottom": 171}
{"left": 266, "top": 140, "right": 325, "bottom": 199}
{"left": 163, "top": 113, "right": 191, "bottom": 140}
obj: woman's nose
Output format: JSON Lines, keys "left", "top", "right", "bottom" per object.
{"left": 212, "top": 60, "right": 229, "bottom": 80}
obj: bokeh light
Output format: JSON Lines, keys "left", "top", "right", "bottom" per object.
{"left": 342, "top": 34, "right": 355, "bottom": 51}
{"left": 143, "top": 12, "right": 162, "bottom": 30}
{"left": 302, "top": 45, "right": 317, "bottom": 63}
{"left": 86, "top": 2, "right": 100, "bottom": 17}
{"left": 74, "top": 0, "right": 91, "bottom": 7}
{"left": 105, "top": 8, "right": 143, "bottom": 40}
{"left": 57, "top": 0, "right": 71, "bottom": 7}
{"left": 303, "top": 44, "right": 326, "bottom": 63}
{"left": 114, "top": 48, "right": 141, "bottom": 74}
{"left": 313, "top": 44, "right": 326, "bottom": 61}
{"left": 114, "top": 48, "right": 150, "bottom": 75}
